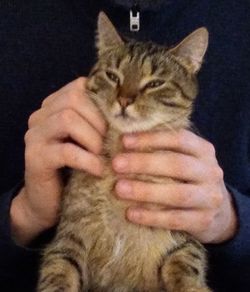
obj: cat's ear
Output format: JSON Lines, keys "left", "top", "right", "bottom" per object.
{"left": 169, "top": 28, "right": 208, "bottom": 74}
{"left": 97, "top": 12, "right": 124, "bottom": 55}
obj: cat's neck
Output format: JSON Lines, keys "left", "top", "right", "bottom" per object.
{"left": 103, "top": 127, "right": 125, "bottom": 159}
{"left": 102, "top": 119, "right": 192, "bottom": 160}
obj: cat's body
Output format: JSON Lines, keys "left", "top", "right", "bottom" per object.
{"left": 38, "top": 12, "right": 211, "bottom": 292}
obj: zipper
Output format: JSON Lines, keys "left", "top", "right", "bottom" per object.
{"left": 130, "top": 2, "right": 140, "bottom": 32}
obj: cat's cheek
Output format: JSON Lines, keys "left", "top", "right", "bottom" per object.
{"left": 111, "top": 101, "right": 121, "bottom": 115}
{"left": 126, "top": 105, "right": 141, "bottom": 119}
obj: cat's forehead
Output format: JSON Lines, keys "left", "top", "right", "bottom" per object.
{"left": 107, "top": 41, "right": 174, "bottom": 78}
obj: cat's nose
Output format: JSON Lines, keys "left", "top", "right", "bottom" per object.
{"left": 118, "top": 95, "right": 136, "bottom": 108}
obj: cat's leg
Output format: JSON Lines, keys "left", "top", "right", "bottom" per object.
{"left": 37, "top": 233, "right": 88, "bottom": 292}
{"left": 160, "top": 239, "right": 212, "bottom": 292}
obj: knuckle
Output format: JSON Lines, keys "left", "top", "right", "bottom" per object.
{"left": 62, "top": 144, "right": 82, "bottom": 168}
{"left": 150, "top": 215, "right": 161, "bottom": 226}
{"left": 169, "top": 212, "right": 182, "bottom": 230}
{"left": 28, "top": 111, "right": 39, "bottom": 128}
{"left": 175, "top": 131, "right": 186, "bottom": 148}
{"left": 134, "top": 182, "right": 149, "bottom": 201}
{"left": 138, "top": 210, "right": 147, "bottom": 222}
{"left": 41, "top": 93, "right": 54, "bottom": 107}
{"left": 24, "top": 129, "right": 44, "bottom": 164}
{"left": 217, "top": 167, "right": 224, "bottom": 180}
{"left": 25, "top": 142, "right": 40, "bottom": 164}
{"left": 211, "top": 166, "right": 224, "bottom": 182}
{"left": 67, "top": 90, "right": 81, "bottom": 106}
{"left": 58, "top": 109, "right": 75, "bottom": 126}
{"left": 210, "top": 192, "right": 224, "bottom": 208}
{"left": 172, "top": 158, "right": 186, "bottom": 177}
{"left": 41, "top": 97, "right": 49, "bottom": 107}
{"left": 205, "top": 142, "right": 216, "bottom": 156}
{"left": 75, "top": 76, "right": 86, "bottom": 89}
{"left": 24, "top": 129, "right": 32, "bottom": 144}
{"left": 179, "top": 191, "right": 192, "bottom": 207}
{"left": 201, "top": 212, "right": 214, "bottom": 228}
{"left": 130, "top": 155, "right": 145, "bottom": 172}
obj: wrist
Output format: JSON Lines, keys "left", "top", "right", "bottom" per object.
{"left": 212, "top": 188, "right": 238, "bottom": 244}
{"left": 222, "top": 192, "right": 238, "bottom": 241}
{"left": 10, "top": 188, "right": 52, "bottom": 246}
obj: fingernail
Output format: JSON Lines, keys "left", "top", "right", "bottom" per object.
{"left": 123, "top": 134, "right": 137, "bottom": 148}
{"left": 116, "top": 180, "right": 132, "bottom": 198}
{"left": 113, "top": 156, "right": 128, "bottom": 172}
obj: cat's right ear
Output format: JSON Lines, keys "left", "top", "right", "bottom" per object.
{"left": 169, "top": 27, "right": 209, "bottom": 74}
{"left": 96, "top": 12, "right": 124, "bottom": 55}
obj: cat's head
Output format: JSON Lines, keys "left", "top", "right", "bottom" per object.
{"left": 87, "top": 12, "right": 208, "bottom": 133}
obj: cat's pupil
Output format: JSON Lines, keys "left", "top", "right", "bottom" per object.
{"left": 106, "top": 71, "right": 120, "bottom": 84}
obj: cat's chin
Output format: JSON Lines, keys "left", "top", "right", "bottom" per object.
{"left": 108, "top": 115, "right": 157, "bottom": 133}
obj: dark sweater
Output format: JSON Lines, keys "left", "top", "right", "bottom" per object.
{"left": 0, "top": 1, "right": 249, "bottom": 291}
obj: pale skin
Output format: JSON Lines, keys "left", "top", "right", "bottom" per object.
{"left": 10, "top": 77, "right": 237, "bottom": 246}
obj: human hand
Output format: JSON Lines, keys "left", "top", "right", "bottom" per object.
{"left": 113, "top": 129, "right": 237, "bottom": 244}
{"left": 10, "top": 77, "right": 106, "bottom": 245}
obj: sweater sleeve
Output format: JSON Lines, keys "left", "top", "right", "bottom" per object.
{"left": 0, "top": 186, "right": 40, "bottom": 290}
{"left": 206, "top": 186, "right": 250, "bottom": 290}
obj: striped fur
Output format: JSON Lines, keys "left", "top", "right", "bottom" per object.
{"left": 37, "top": 12, "right": 211, "bottom": 292}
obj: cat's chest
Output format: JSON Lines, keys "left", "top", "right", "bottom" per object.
{"left": 66, "top": 160, "right": 185, "bottom": 290}
{"left": 68, "top": 131, "right": 174, "bottom": 246}
{"left": 69, "top": 164, "right": 177, "bottom": 249}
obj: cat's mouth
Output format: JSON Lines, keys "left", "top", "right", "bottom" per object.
{"left": 115, "top": 113, "right": 136, "bottom": 121}
{"left": 114, "top": 108, "right": 136, "bottom": 122}
{"left": 111, "top": 109, "right": 140, "bottom": 132}
{"left": 108, "top": 105, "right": 147, "bottom": 132}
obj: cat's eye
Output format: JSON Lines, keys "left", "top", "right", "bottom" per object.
{"left": 144, "top": 79, "right": 165, "bottom": 90}
{"left": 106, "top": 71, "right": 120, "bottom": 85}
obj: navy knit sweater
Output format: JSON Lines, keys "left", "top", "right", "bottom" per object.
{"left": 0, "top": 1, "right": 249, "bottom": 291}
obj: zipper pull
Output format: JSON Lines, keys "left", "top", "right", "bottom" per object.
{"left": 130, "top": 3, "right": 140, "bottom": 32}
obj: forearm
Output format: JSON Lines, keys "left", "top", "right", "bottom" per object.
{"left": 10, "top": 188, "right": 50, "bottom": 246}
{"left": 0, "top": 186, "right": 40, "bottom": 285}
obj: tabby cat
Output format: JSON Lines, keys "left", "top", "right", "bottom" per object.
{"left": 38, "top": 12, "right": 211, "bottom": 292}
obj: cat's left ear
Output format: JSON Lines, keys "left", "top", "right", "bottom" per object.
{"left": 96, "top": 12, "right": 124, "bottom": 55}
{"left": 169, "top": 28, "right": 209, "bottom": 74}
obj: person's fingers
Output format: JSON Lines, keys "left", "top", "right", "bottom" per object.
{"left": 29, "top": 85, "right": 106, "bottom": 136}
{"left": 25, "top": 139, "right": 104, "bottom": 177}
{"left": 41, "top": 77, "right": 86, "bottom": 107}
{"left": 126, "top": 207, "right": 214, "bottom": 238}
{"left": 113, "top": 152, "right": 210, "bottom": 182}
{"left": 48, "top": 143, "right": 104, "bottom": 176}
{"left": 123, "top": 129, "right": 216, "bottom": 160}
{"left": 26, "top": 109, "right": 103, "bottom": 155}
{"left": 115, "top": 180, "right": 214, "bottom": 209}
